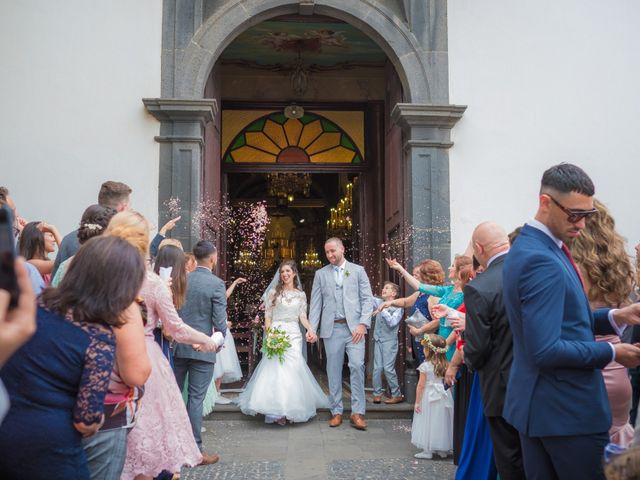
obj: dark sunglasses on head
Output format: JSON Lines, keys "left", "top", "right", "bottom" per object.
{"left": 548, "top": 195, "right": 598, "bottom": 223}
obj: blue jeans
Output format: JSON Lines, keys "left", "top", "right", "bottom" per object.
{"left": 82, "top": 427, "right": 128, "bottom": 480}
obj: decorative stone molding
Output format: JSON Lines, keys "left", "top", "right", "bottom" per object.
{"left": 391, "top": 103, "right": 466, "bottom": 131}
{"left": 143, "top": 98, "right": 218, "bottom": 125}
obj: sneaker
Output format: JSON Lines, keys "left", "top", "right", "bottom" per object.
{"left": 414, "top": 451, "right": 432, "bottom": 459}
{"left": 215, "top": 396, "right": 232, "bottom": 405}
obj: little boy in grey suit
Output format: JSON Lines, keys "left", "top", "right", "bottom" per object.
{"left": 372, "top": 281, "right": 403, "bottom": 404}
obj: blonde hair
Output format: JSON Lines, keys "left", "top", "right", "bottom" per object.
{"left": 105, "top": 211, "right": 150, "bottom": 257}
{"left": 158, "top": 238, "right": 183, "bottom": 251}
{"left": 571, "top": 198, "right": 635, "bottom": 307}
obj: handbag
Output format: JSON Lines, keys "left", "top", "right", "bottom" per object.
{"left": 405, "top": 309, "right": 428, "bottom": 328}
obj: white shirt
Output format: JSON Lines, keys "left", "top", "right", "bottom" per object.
{"left": 333, "top": 259, "right": 347, "bottom": 286}
{"left": 487, "top": 250, "right": 509, "bottom": 268}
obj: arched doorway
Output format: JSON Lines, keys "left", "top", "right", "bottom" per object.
{"left": 144, "top": 1, "right": 466, "bottom": 392}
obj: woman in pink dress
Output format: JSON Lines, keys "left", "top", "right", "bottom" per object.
{"left": 572, "top": 198, "right": 636, "bottom": 446}
{"left": 106, "top": 211, "right": 218, "bottom": 479}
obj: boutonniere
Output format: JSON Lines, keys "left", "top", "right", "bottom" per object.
{"left": 344, "top": 270, "right": 351, "bottom": 277}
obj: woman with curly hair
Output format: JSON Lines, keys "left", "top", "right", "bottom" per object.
{"left": 572, "top": 198, "right": 636, "bottom": 446}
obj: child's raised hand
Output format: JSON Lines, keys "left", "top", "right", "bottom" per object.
{"left": 414, "top": 402, "right": 421, "bottom": 414}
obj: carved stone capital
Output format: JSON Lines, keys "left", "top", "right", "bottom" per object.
{"left": 391, "top": 103, "right": 466, "bottom": 130}
{"left": 142, "top": 98, "right": 218, "bottom": 125}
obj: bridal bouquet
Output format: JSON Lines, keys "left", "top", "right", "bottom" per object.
{"left": 261, "top": 327, "right": 291, "bottom": 364}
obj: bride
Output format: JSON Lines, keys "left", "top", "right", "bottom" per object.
{"left": 238, "top": 260, "right": 328, "bottom": 424}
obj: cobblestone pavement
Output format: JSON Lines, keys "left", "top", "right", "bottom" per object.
{"left": 181, "top": 419, "right": 456, "bottom": 480}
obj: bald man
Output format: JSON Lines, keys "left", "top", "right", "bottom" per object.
{"left": 464, "top": 222, "right": 524, "bottom": 480}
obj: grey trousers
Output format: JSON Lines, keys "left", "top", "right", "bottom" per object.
{"left": 324, "top": 323, "right": 366, "bottom": 416}
{"left": 372, "top": 339, "right": 401, "bottom": 397}
{"left": 174, "top": 357, "right": 215, "bottom": 449}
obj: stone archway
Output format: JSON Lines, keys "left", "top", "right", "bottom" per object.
{"left": 173, "top": 0, "right": 435, "bottom": 103}
{"left": 145, "top": 0, "right": 466, "bottom": 269}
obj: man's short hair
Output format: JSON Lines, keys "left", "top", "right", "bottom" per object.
{"left": 98, "top": 181, "right": 132, "bottom": 208}
{"left": 193, "top": 240, "right": 216, "bottom": 261}
{"left": 383, "top": 281, "right": 400, "bottom": 297}
{"left": 0, "top": 186, "right": 8, "bottom": 203}
{"left": 325, "top": 237, "right": 344, "bottom": 248}
{"left": 540, "top": 163, "right": 595, "bottom": 197}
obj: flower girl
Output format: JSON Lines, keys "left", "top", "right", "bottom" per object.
{"left": 412, "top": 334, "right": 454, "bottom": 459}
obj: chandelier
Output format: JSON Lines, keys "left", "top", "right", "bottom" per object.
{"left": 235, "top": 249, "right": 256, "bottom": 269}
{"left": 300, "top": 243, "right": 322, "bottom": 271}
{"left": 267, "top": 173, "right": 311, "bottom": 205}
{"left": 327, "top": 182, "right": 353, "bottom": 239}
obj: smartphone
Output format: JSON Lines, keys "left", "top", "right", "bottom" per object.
{"left": 0, "top": 205, "right": 19, "bottom": 309}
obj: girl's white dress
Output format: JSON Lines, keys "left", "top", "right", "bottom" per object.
{"left": 213, "top": 330, "right": 243, "bottom": 383}
{"left": 411, "top": 361, "right": 454, "bottom": 452}
{"left": 237, "top": 288, "right": 328, "bottom": 422}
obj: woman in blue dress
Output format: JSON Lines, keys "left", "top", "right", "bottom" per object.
{"left": 0, "top": 236, "right": 146, "bottom": 480}
{"left": 385, "top": 256, "right": 473, "bottom": 361}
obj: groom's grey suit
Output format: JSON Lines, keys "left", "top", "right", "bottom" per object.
{"left": 309, "top": 261, "right": 374, "bottom": 416}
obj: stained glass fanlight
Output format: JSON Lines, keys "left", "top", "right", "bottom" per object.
{"left": 223, "top": 112, "right": 363, "bottom": 164}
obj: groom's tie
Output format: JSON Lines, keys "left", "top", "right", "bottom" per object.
{"left": 333, "top": 265, "right": 343, "bottom": 286}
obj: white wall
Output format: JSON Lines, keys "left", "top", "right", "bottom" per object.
{"left": 0, "top": 1, "right": 162, "bottom": 236}
{"left": 448, "top": 0, "right": 640, "bottom": 255}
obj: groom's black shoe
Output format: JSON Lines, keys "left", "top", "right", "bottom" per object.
{"left": 329, "top": 414, "right": 343, "bottom": 427}
{"left": 350, "top": 414, "right": 367, "bottom": 431}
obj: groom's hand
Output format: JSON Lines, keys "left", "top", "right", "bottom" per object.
{"left": 352, "top": 324, "right": 367, "bottom": 343}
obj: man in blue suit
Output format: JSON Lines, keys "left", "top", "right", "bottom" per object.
{"left": 503, "top": 163, "right": 640, "bottom": 479}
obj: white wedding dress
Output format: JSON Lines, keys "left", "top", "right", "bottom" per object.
{"left": 237, "top": 288, "right": 328, "bottom": 422}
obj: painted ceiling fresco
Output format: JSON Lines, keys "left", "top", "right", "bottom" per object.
{"left": 220, "top": 19, "right": 387, "bottom": 66}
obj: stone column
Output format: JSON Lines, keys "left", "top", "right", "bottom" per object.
{"left": 143, "top": 98, "right": 217, "bottom": 250}
{"left": 391, "top": 103, "right": 466, "bottom": 270}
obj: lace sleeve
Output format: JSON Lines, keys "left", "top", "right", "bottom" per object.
{"left": 265, "top": 289, "right": 276, "bottom": 319}
{"left": 153, "top": 277, "right": 209, "bottom": 345}
{"left": 72, "top": 330, "right": 116, "bottom": 425}
{"left": 298, "top": 291, "right": 309, "bottom": 322}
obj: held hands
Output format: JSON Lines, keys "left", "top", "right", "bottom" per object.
{"left": 352, "top": 323, "right": 367, "bottom": 344}
{"left": 414, "top": 402, "right": 421, "bottom": 414}
{"left": 233, "top": 277, "right": 248, "bottom": 286}
{"left": 613, "top": 343, "right": 640, "bottom": 368}
{"left": 306, "top": 331, "right": 318, "bottom": 343}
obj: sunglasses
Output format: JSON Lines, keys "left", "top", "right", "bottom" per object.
{"left": 548, "top": 195, "right": 598, "bottom": 223}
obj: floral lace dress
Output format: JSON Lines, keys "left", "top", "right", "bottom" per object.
{"left": 122, "top": 271, "right": 211, "bottom": 479}
{"left": 237, "top": 289, "right": 328, "bottom": 422}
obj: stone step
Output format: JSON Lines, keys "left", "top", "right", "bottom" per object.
{"left": 205, "top": 401, "right": 413, "bottom": 421}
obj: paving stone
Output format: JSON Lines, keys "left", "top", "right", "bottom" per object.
{"left": 183, "top": 419, "right": 456, "bottom": 479}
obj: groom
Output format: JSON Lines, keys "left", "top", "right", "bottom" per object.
{"left": 309, "top": 237, "right": 374, "bottom": 430}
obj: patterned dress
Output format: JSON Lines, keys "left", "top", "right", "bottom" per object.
{"left": 121, "top": 271, "right": 210, "bottom": 479}
{"left": 0, "top": 306, "right": 115, "bottom": 479}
